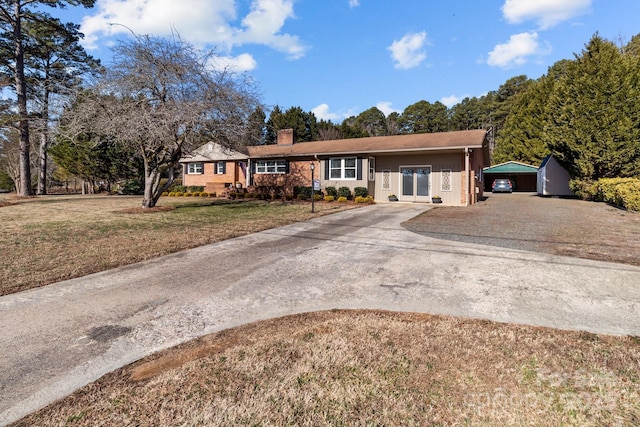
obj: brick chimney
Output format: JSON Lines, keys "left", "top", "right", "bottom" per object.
{"left": 277, "top": 129, "right": 296, "bottom": 146}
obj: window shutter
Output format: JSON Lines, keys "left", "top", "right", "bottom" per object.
{"left": 324, "top": 160, "right": 329, "bottom": 180}
{"left": 285, "top": 160, "right": 290, "bottom": 174}
{"left": 221, "top": 162, "right": 226, "bottom": 174}
{"left": 356, "top": 158, "right": 363, "bottom": 180}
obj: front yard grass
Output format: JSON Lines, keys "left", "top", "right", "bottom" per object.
{"left": 13, "top": 310, "right": 640, "bottom": 426}
{"left": 0, "top": 195, "right": 354, "bottom": 296}
{"left": 3, "top": 194, "right": 640, "bottom": 426}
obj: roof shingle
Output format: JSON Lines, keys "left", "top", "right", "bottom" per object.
{"left": 247, "top": 129, "right": 487, "bottom": 158}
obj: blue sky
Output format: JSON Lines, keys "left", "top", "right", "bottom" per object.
{"left": 55, "top": 0, "right": 640, "bottom": 122}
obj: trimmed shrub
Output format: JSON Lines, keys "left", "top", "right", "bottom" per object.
{"left": 596, "top": 178, "right": 640, "bottom": 211}
{"left": 188, "top": 185, "right": 204, "bottom": 193}
{"left": 297, "top": 194, "right": 307, "bottom": 200}
{"left": 313, "top": 194, "right": 323, "bottom": 201}
{"left": 354, "top": 195, "right": 374, "bottom": 203}
{"left": 337, "top": 186, "right": 351, "bottom": 200}
{"left": 294, "top": 185, "right": 313, "bottom": 200}
{"left": 337, "top": 196, "right": 348, "bottom": 203}
{"left": 120, "top": 179, "right": 143, "bottom": 195}
{"left": 569, "top": 179, "right": 598, "bottom": 200}
{"left": 571, "top": 177, "right": 640, "bottom": 211}
{"left": 173, "top": 185, "right": 187, "bottom": 193}
{"left": 354, "top": 187, "right": 368, "bottom": 198}
{"left": 174, "top": 192, "right": 184, "bottom": 197}
{"left": 324, "top": 195, "right": 335, "bottom": 202}
{"left": 161, "top": 191, "right": 169, "bottom": 197}
{"left": 184, "top": 192, "right": 193, "bottom": 197}
{"left": 199, "top": 192, "right": 209, "bottom": 197}
{"left": 325, "top": 186, "right": 338, "bottom": 198}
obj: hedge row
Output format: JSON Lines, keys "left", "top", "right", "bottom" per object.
{"left": 163, "top": 191, "right": 216, "bottom": 197}
{"left": 571, "top": 178, "right": 640, "bottom": 211}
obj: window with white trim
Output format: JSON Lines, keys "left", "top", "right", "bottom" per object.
{"left": 255, "top": 160, "right": 287, "bottom": 174}
{"left": 441, "top": 169, "right": 452, "bottom": 191}
{"left": 329, "top": 157, "right": 357, "bottom": 180}
{"left": 216, "top": 162, "right": 225, "bottom": 174}
{"left": 368, "top": 157, "right": 375, "bottom": 181}
{"left": 187, "top": 162, "right": 203, "bottom": 174}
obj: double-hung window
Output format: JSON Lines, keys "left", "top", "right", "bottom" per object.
{"left": 329, "top": 157, "right": 357, "bottom": 180}
{"left": 187, "top": 162, "right": 203, "bottom": 174}
{"left": 255, "top": 160, "right": 287, "bottom": 174}
{"left": 216, "top": 161, "right": 226, "bottom": 174}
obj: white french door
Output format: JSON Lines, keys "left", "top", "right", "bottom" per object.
{"left": 400, "top": 166, "right": 431, "bottom": 202}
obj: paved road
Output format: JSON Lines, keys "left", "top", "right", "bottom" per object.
{"left": 2, "top": 203, "right": 640, "bottom": 425}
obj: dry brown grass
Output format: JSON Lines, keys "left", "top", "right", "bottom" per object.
{"left": 0, "top": 194, "right": 355, "bottom": 296}
{"left": 13, "top": 310, "right": 640, "bottom": 426}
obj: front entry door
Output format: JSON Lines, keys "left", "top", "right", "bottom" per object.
{"left": 400, "top": 166, "right": 431, "bottom": 202}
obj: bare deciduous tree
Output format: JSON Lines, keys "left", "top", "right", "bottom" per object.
{"left": 61, "top": 34, "right": 260, "bottom": 208}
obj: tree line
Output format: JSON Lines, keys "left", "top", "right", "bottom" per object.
{"left": 1, "top": 1, "right": 638, "bottom": 207}
{"left": 495, "top": 33, "right": 640, "bottom": 186}
{"left": 246, "top": 74, "right": 530, "bottom": 145}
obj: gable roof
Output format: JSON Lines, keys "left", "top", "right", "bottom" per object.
{"left": 180, "top": 129, "right": 488, "bottom": 162}
{"left": 179, "top": 142, "right": 248, "bottom": 163}
{"left": 247, "top": 129, "right": 488, "bottom": 158}
{"left": 539, "top": 154, "right": 554, "bottom": 168}
{"left": 483, "top": 161, "right": 538, "bottom": 174}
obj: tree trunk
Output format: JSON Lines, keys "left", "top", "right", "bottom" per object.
{"left": 13, "top": 1, "right": 32, "bottom": 196}
{"left": 37, "top": 132, "right": 47, "bottom": 195}
{"left": 142, "top": 159, "right": 158, "bottom": 208}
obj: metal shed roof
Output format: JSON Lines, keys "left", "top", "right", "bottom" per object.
{"left": 483, "top": 161, "right": 538, "bottom": 174}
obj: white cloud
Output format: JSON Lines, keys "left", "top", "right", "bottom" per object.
{"left": 210, "top": 53, "right": 258, "bottom": 72}
{"left": 236, "top": 0, "right": 306, "bottom": 59}
{"left": 376, "top": 101, "right": 398, "bottom": 116}
{"left": 349, "top": 0, "right": 360, "bottom": 8}
{"left": 80, "top": 0, "right": 307, "bottom": 59}
{"left": 312, "top": 103, "right": 340, "bottom": 121}
{"left": 502, "top": 0, "right": 591, "bottom": 29}
{"left": 487, "top": 32, "right": 546, "bottom": 68}
{"left": 441, "top": 95, "right": 464, "bottom": 108}
{"left": 388, "top": 31, "right": 427, "bottom": 70}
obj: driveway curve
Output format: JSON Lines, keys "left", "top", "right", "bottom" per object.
{"left": 2, "top": 203, "right": 640, "bottom": 425}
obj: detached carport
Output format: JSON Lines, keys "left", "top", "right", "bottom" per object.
{"left": 483, "top": 161, "right": 538, "bottom": 192}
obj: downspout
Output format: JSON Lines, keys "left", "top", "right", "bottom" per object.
{"left": 465, "top": 147, "right": 470, "bottom": 206}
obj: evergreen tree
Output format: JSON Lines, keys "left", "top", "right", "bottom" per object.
{"left": 354, "top": 106, "right": 387, "bottom": 136}
{"left": 339, "top": 116, "right": 368, "bottom": 139}
{"left": 243, "top": 106, "right": 267, "bottom": 145}
{"left": 265, "top": 105, "right": 286, "bottom": 144}
{"left": 24, "top": 18, "right": 100, "bottom": 194}
{"left": 544, "top": 34, "right": 640, "bottom": 180}
{"left": 495, "top": 64, "right": 569, "bottom": 165}
{"left": 398, "top": 100, "right": 448, "bottom": 134}
{"left": 0, "top": 0, "right": 95, "bottom": 196}
{"left": 265, "top": 105, "right": 317, "bottom": 143}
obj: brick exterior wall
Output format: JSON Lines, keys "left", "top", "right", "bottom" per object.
{"left": 183, "top": 161, "right": 247, "bottom": 193}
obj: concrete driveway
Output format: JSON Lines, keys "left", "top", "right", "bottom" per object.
{"left": 2, "top": 203, "right": 640, "bottom": 425}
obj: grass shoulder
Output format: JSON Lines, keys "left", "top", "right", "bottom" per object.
{"left": 0, "top": 195, "right": 356, "bottom": 296}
